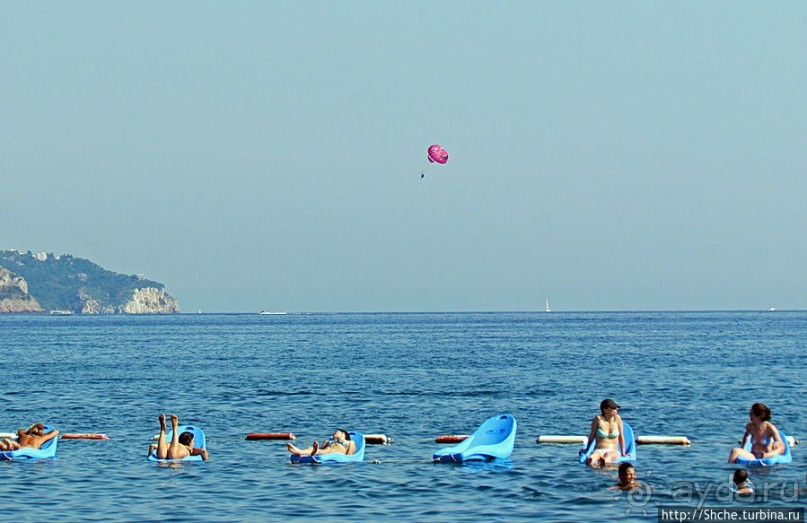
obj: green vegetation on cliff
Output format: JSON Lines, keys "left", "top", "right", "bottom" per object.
{"left": 0, "top": 250, "right": 178, "bottom": 313}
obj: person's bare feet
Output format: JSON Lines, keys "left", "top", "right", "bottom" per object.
{"left": 170, "top": 414, "right": 179, "bottom": 428}
{"left": 586, "top": 455, "right": 604, "bottom": 468}
{"left": 287, "top": 443, "right": 302, "bottom": 456}
{"left": 158, "top": 413, "right": 166, "bottom": 430}
{"left": 311, "top": 441, "right": 319, "bottom": 456}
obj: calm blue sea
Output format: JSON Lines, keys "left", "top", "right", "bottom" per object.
{"left": 1, "top": 312, "right": 805, "bottom": 522}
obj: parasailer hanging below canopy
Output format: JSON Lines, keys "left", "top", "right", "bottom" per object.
{"left": 420, "top": 144, "right": 449, "bottom": 178}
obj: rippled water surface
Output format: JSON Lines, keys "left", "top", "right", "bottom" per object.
{"left": 1, "top": 312, "right": 805, "bottom": 521}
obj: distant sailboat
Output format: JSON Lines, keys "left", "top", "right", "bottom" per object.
{"left": 545, "top": 299, "right": 551, "bottom": 313}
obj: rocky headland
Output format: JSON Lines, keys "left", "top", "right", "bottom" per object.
{"left": 0, "top": 250, "right": 179, "bottom": 314}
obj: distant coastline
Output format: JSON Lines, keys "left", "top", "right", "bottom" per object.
{"left": 0, "top": 249, "right": 179, "bottom": 314}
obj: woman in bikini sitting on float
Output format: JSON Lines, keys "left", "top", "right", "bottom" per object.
{"left": 728, "top": 402, "right": 785, "bottom": 463}
{"left": 585, "top": 398, "right": 628, "bottom": 467}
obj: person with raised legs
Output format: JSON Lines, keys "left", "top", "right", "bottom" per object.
{"left": 147, "top": 414, "right": 208, "bottom": 461}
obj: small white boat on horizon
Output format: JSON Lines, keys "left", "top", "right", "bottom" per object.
{"left": 259, "top": 311, "right": 287, "bottom": 315}
{"left": 545, "top": 299, "right": 551, "bottom": 313}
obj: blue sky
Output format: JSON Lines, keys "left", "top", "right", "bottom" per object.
{"left": 3, "top": 1, "right": 806, "bottom": 312}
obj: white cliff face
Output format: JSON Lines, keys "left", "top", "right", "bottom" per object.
{"left": 75, "top": 288, "right": 114, "bottom": 314}
{"left": 1, "top": 267, "right": 29, "bottom": 294}
{"left": 0, "top": 267, "right": 44, "bottom": 313}
{"left": 80, "top": 299, "right": 115, "bottom": 314}
{"left": 120, "top": 287, "right": 179, "bottom": 314}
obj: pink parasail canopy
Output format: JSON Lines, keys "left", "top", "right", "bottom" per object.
{"left": 427, "top": 144, "right": 449, "bottom": 164}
